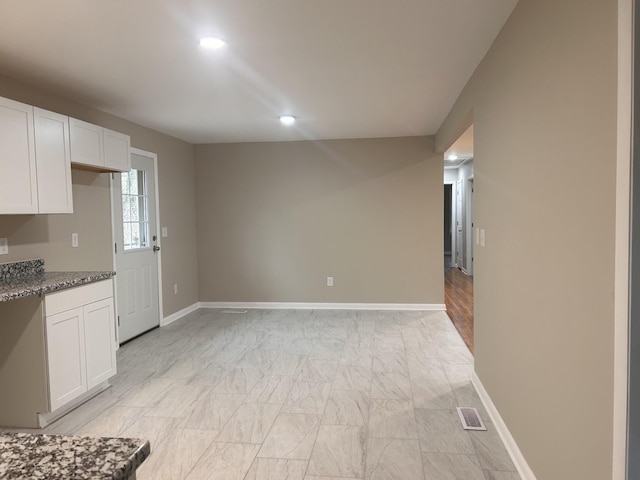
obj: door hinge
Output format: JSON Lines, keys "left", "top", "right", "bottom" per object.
{"left": 114, "top": 242, "right": 117, "bottom": 254}
{"left": 117, "top": 315, "right": 120, "bottom": 326}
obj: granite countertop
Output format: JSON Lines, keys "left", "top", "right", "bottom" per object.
{"left": 0, "top": 259, "right": 115, "bottom": 302}
{"left": 0, "top": 432, "right": 150, "bottom": 480}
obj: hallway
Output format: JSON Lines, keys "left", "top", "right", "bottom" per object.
{"left": 444, "top": 266, "right": 474, "bottom": 354}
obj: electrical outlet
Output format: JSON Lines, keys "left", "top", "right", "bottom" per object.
{"left": 174, "top": 283, "right": 178, "bottom": 294}
{"left": 327, "top": 276, "right": 334, "bottom": 287}
{"left": 0, "top": 238, "right": 7, "bottom": 255}
{"left": 72, "top": 233, "right": 79, "bottom": 248}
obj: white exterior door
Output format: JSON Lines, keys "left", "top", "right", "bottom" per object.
{"left": 112, "top": 151, "right": 161, "bottom": 343}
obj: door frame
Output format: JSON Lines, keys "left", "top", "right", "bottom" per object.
{"left": 614, "top": 0, "right": 633, "bottom": 477}
{"left": 466, "top": 177, "right": 474, "bottom": 276}
{"left": 109, "top": 147, "right": 163, "bottom": 344}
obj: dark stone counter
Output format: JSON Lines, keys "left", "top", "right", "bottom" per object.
{"left": 0, "top": 432, "right": 150, "bottom": 479}
{"left": 0, "top": 259, "right": 115, "bottom": 302}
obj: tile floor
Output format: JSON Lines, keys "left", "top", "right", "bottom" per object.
{"left": 14, "top": 309, "right": 520, "bottom": 479}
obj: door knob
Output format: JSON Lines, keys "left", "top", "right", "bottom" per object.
{"left": 153, "top": 245, "right": 160, "bottom": 252}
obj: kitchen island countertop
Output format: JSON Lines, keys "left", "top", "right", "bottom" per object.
{"left": 0, "top": 432, "right": 150, "bottom": 480}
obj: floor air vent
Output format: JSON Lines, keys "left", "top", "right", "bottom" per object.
{"left": 456, "top": 407, "right": 487, "bottom": 431}
{"left": 222, "top": 309, "right": 248, "bottom": 314}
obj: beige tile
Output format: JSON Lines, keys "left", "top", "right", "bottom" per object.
{"left": 258, "top": 413, "right": 321, "bottom": 460}
{"left": 469, "top": 422, "right": 516, "bottom": 471}
{"left": 304, "top": 477, "right": 359, "bottom": 480}
{"left": 75, "top": 406, "right": 147, "bottom": 437}
{"left": 332, "top": 366, "right": 372, "bottom": 392}
{"left": 370, "top": 372, "right": 412, "bottom": 399}
{"left": 436, "top": 346, "right": 473, "bottom": 366}
{"left": 121, "top": 416, "right": 183, "bottom": 450}
{"left": 183, "top": 392, "right": 246, "bottom": 430}
{"left": 245, "top": 458, "right": 308, "bottom": 480}
{"left": 415, "top": 409, "right": 475, "bottom": 455}
{"left": 282, "top": 382, "right": 331, "bottom": 414}
{"left": 322, "top": 390, "right": 369, "bottom": 426}
{"left": 411, "top": 375, "right": 456, "bottom": 410}
{"left": 136, "top": 428, "right": 218, "bottom": 480}
{"left": 184, "top": 442, "right": 259, "bottom": 480}
{"left": 421, "top": 452, "right": 485, "bottom": 480}
{"left": 297, "top": 360, "right": 340, "bottom": 383}
{"left": 144, "top": 383, "right": 209, "bottom": 418}
{"left": 117, "top": 378, "right": 178, "bottom": 408}
{"left": 483, "top": 471, "right": 522, "bottom": 480}
{"left": 341, "top": 347, "right": 373, "bottom": 367}
{"left": 443, "top": 364, "right": 474, "bottom": 388}
{"left": 247, "top": 375, "right": 295, "bottom": 403}
{"left": 271, "top": 353, "right": 308, "bottom": 375}
{"left": 365, "top": 438, "right": 424, "bottom": 480}
{"left": 215, "top": 403, "right": 281, "bottom": 444}
{"left": 368, "top": 399, "right": 418, "bottom": 439}
{"left": 372, "top": 351, "right": 408, "bottom": 374}
{"left": 307, "top": 425, "right": 365, "bottom": 478}
{"left": 213, "top": 367, "right": 263, "bottom": 394}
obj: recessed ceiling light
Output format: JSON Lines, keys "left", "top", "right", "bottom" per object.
{"left": 199, "top": 37, "right": 226, "bottom": 49}
{"left": 447, "top": 154, "right": 459, "bottom": 161}
{"left": 279, "top": 115, "right": 296, "bottom": 126}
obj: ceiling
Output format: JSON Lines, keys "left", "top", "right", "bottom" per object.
{"left": 0, "top": 1, "right": 518, "bottom": 144}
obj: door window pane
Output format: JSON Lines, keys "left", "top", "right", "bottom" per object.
{"left": 121, "top": 169, "right": 150, "bottom": 250}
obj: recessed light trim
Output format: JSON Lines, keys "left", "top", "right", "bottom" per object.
{"left": 279, "top": 115, "right": 296, "bottom": 126}
{"left": 199, "top": 37, "right": 226, "bottom": 49}
{"left": 447, "top": 154, "right": 459, "bottom": 161}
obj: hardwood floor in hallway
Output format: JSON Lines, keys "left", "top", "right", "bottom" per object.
{"left": 444, "top": 266, "right": 474, "bottom": 354}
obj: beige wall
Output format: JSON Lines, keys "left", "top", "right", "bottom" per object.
{"left": 0, "top": 73, "right": 198, "bottom": 317}
{"left": 436, "top": 0, "right": 617, "bottom": 479}
{"left": 195, "top": 137, "right": 443, "bottom": 304}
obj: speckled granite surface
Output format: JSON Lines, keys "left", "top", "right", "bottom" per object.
{"left": 0, "top": 433, "right": 150, "bottom": 480}
{"left": 0, "top": 259, "right": 44, "bottom": 281}
{"left": 0, "top": 260, "right": 115, "bottom": 302}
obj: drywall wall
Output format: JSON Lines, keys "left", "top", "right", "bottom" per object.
{"left": 436, "top": 0, "right": 616, "bottom": 478}
{"left": 0, "top": 73, "right": 198, "bottom": 317}
{"left": 195, "top": 136, "right": 443, "bottom": 304}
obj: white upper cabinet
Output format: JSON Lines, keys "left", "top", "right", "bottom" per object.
{"left": 69, "top": 118, "right": 104, "bottom": 169}
{"left": 104, "top": 128, "right": 131, "bottom": 172}
{"left": 34, "top": 108, "right": 73, "bottom": 213}
{"left": 70, "top": 118, "right": 130, "bottom": 172}
{"left": 0, "top": 97, "right": 38, "bottom": 214}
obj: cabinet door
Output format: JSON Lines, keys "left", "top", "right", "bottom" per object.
{"left": 83, "top": 297, "right": 117, "bottom": 389}
{"left": 103, "top": 128, "right": 131, "bottom": 172}
{"left": 70, "top": 118, "right": 103, "bottom": 168}
{"left": 0, "top": 97, "right": 37, "bottom": 214}
{"left": 33, "top": 108, "right": 73, "bottom": 213}
{"left": 46, "top": 307, "right": 87, "bottom": 411}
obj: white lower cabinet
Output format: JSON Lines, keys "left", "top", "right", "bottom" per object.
{"left": 46, "top": 307, "right": 86, "bottom": 412}
{"left": 45, "top": 280, "right": 117, "bottom": 412}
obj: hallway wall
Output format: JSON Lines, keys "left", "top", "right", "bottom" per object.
{"left": 436, "top": 0, "right": 617, "bottom": 478}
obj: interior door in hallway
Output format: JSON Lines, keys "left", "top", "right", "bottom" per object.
{"left": 112, "top": 151, "right": 161, "bottom": 343}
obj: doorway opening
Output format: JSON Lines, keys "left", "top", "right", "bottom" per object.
{"left": 443, "top": 125, "right": 475, "bottom": 353}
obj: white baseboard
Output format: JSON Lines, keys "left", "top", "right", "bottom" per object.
{"left": 162, "top": 302, "right": 200, "bottom": 326}
{"left": 472, "top": 372, "right": 537, "bottom": 480}
{"left": 199, "top": 302, "right": 446, "bottom": 311}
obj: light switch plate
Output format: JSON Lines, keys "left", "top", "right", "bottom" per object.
{"left": 0, "top": 238, "right": 7, "bottom": 255}
{"left": 480, "top": 229, "right": 486, "bottom": 247}
{"left": 72, "top": 233, "right": 79, "bottom": 248}
{"left": 162, "top": 227, "right": 168, "bottom": 238}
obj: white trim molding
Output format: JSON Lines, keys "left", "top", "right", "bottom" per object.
{"left": 472, "top": 372, "right": 537, "bottom": 480}
{"left": 198, "top": 302, "right": 446, "bottom": 311}
{"left": 162, "top": 302, "right": 200, "bottom": 326}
